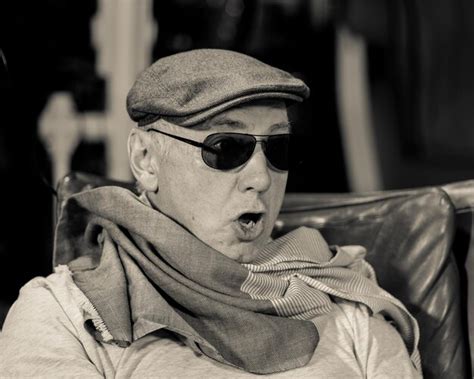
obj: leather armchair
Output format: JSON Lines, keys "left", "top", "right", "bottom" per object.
{"left": 57, "top": 172, "right": 473, "bottom": 378}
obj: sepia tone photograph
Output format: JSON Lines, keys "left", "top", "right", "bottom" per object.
{"left": 0, "top": 0, "right": 473, "bottom": 377}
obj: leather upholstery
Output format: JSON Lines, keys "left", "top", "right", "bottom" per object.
{"left": 57, "top": 172, "right": 473, "bottom": 378}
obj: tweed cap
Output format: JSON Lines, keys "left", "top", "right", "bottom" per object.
{"left": 126, "top": 49, "right": 310, "bottom": 127}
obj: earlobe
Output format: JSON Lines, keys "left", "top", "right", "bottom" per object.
{"left": 128, "top": 129, "right": 159, "bottom": 192}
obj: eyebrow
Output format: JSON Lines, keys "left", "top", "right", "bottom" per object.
{"left": 270, "top": 121, "right": 293, "bottom": 133}
{"left": 195, "top": 116, "right": 292, "bottom": 133}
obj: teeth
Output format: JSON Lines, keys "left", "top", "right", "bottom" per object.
{"left": 239, "top": 219, "right": 256, "bottom": 230}
{"left": 234, "top": 213, "right": 264, "bottom": 240}
{"left": 239, "top": 213, "right": 262, "bottom": 223}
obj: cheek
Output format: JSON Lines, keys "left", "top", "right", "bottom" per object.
{"left": 162, "top": 157, "right": 235, "bottom": 227}
{"left": 269, "top": 172, "right": 288, "bottom": 198}
{"left": 266, "top": 172, "right": 288, "bottom": 215}
{"left": 188, "top": 174, "right": 235, "bottom": 221}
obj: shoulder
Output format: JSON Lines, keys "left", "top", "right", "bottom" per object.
{"left": 0, "top": 267, "right": 106, "bottom": 377}
{"left": 1, "top": 266, "right": 86, "bottom": 341}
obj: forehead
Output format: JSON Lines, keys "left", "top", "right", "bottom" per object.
{"left": 195, "top": 100, "right": 290, "bottom": 134}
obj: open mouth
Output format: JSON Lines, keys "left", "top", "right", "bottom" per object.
{"left": 238, "top": 212, "right": 263, "bottom": 227}
{"left": 234, "top": 212, "right": 265, "bottom": 240}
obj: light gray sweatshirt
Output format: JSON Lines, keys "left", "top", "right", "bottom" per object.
{"left": 0, "top": 265, "right": 421, "bottom": 378}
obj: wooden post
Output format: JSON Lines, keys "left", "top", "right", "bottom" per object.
{"left": 335, "top": 26, "right": 382, "bottom": 192}
{"left": 92, "top": 0, "right": 157, "bottom": 180}
{"left": 38, "top": 92, "right": 81, "bottom": 188}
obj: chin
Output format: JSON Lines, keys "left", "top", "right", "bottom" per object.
{"left": 228, "top": 244, "right": 261, "bottom": 263}
{"left": 206, "top": 233, "right": 269, "bottom": 263}
{"left": 237, "top": 255, "right": 257, "bottom": 264}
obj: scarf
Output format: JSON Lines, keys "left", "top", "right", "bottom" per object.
{"left": 54, "top": 186, "right": 420, "bottom": 374}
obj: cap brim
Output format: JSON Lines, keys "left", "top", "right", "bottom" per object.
{"left": 138, "top": 92, "right": 303, "bottom": 127}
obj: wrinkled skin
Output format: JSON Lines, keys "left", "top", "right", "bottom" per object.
{"left": 129, "top": 100, "right": 289, "bottom": 263}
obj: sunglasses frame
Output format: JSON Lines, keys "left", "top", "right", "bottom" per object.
{"left": 146, "top": 128, "right": 291, "bottom": 171}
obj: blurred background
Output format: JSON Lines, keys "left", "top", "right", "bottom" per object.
{"left": 1, "top": 0, "right": 474, "bottom": 327}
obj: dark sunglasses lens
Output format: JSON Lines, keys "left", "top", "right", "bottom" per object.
{"left": 265, "top": 135, "right": 290, "bottom": 170}
{"left": 202, "top": 134, "right": 256, "bottom": 170}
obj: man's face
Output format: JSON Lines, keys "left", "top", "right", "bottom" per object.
{"left": 147, "top": 101, "right": 289, "bottom": 263}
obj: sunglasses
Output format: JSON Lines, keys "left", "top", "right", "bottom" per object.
{"left": 147, "top": 128, "right": 291, "bottom": 171}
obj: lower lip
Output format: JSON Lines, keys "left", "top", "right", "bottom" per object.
{"left": 232, "top": 217, "right": 265, "bottom": 241}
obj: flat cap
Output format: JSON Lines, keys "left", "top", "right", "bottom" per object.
{"left": 126, "top": 49, "right": 310, "bottom": 127}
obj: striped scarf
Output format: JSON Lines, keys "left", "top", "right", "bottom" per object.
{"left": 55, "top": 186, "right": 420, "bottom": 374}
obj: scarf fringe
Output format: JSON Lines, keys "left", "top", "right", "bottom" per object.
{"left": 55, "top": 265, "right": 115, "bottom": 343}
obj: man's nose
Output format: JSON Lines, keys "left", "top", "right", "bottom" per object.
{"left": 237, "top": 144, "right": 271, "bottom": 193}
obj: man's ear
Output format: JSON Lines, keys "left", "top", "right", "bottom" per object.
{"left": 128, "top": 128, "right": 159, "bottom": 192}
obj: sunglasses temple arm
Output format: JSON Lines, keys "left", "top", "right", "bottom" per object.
{"left": 147, "top": 128, "right": 218, "bottom": 152}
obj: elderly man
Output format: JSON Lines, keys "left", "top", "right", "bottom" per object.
{"left": 0, "top": 49, "right": 421, "bottom": 377}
